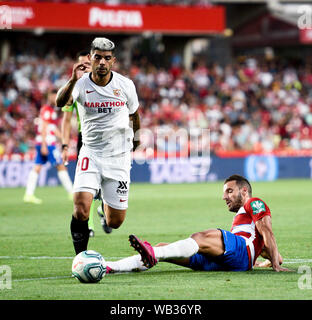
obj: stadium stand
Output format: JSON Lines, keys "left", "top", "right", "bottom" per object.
{"left": 1, "top": 50, "right": 312, "bottom": 159}
{"left": 1, "top": 0, "right": 311, "bottom": 160}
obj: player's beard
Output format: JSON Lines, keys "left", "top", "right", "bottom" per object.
{"left": 96, "top": 67, "right": 109, "bottom": 78}
{"left": 228, "top": 192, "right": 244, "bottom": 212}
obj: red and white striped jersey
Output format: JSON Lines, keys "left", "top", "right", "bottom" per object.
{"left": 35, "top": 104, "right": 58, "bottom": 146}
{"left": 231, "top": 197, "right": 271, "bottom": 268}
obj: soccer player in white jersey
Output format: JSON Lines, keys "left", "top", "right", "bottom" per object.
{"left": 56, "top": 37, "right": 140, "bottom": 254}
{"left": 104, "top": 175, "right": 291, "bottom": 273}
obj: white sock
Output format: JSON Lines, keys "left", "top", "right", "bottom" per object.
{"left": 57, "top": 170, "right": 73, "bottom": 193}
{"left": 25, "top": 170, "right": 39, "bottom": 196}
{"left": 153, "top": 238, "right": 199, "bottom": 261}
{"left": 106, "top": 255, "right": 147, "bottom": 273}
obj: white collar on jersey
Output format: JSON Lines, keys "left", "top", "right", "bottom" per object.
{"left": 89, "top": 71, "right": 113, "bottom": 87}
{"left": 235, "top": 206, "right": 246, "bottom": 216}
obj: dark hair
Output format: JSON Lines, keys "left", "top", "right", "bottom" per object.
{"left": 224, "top": 174, "right": 252, "bottom": 196}
{"left": 76, "top": 50, "right": 90, "bottom": 59}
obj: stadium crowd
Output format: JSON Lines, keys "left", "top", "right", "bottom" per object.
{"left": 1, "top": 50, "right": 312, "bottom": 158}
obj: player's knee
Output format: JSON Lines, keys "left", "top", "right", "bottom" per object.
{"left": 105, "top": 206, "right": 126, "bottom": 229}
{"left": 190, "top": 231, "right": 206, "bottom": 248}
{"left": 190, "top": 230, "right": 214, "bottom": 249}
{"left": 106, "top": 215, "right": 123, "bottom": 229}
{"left": 191, "top": 229, "right": 224, "bottom": 256}
{"left": 34, "top": 165, "right": 41, "bottom": 174}
{"left": 106, "top": 219, "right": 121, "bottom": 229}
{"left": 73, "top": 202, "right": 90, "bottom": 221}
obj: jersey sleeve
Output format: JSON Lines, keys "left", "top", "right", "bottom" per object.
{"left": 62, "top": 103, "right": 74, "bottom": 112}
{"left": 126, "top": 80, "right": 139, "bottom": 115}
{"left": 72, "top": 77, "right": 84, "bottom": 103}
{"left": 73, "top": 73, "right": 88, "bottom": 103}
{"left": 244, "top": 197, "right": 271, "bottom": 223}
{"left": 72, "top": 85, "right": 80, "bottom": 103}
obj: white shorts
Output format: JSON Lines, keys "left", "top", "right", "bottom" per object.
{"left": 73, "top": 145, "right": 131, "bottom": 210}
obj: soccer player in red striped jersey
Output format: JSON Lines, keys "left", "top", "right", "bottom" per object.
{"left": 105, "top": 174, "right": 291, "bottom": 273}
{"left": 24, "top": 90, "right": 73, "bottom": 204}
{"left": 222, "top": 174, "right": 284, "bottom": 270}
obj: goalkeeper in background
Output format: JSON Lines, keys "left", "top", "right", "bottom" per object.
{"left": 61, "top": 51, "right": 111, "bottom": 237}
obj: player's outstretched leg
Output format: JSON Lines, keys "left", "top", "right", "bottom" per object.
{"left": 106, "top": 255, "right": 148, "bottom": 273}
{"left": 129, "top": 233, "right": 224, "bottom": 269}
{"left": 97, "top": 202, "right": 112, "bottom": 234}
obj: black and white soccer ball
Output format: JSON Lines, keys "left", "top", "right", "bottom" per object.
{"left": 72, "top": 250, "right": 106, "bottom": 283}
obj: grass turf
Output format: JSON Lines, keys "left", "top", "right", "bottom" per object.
{"left": 0, "top": 179, "right": 311, "bottom": 300}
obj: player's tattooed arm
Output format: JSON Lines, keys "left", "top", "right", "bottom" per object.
{"left": 55, "top": 62, "right": 87, "bottom": 108}
{"left": 56, "top": 81, "right": 76, "bottom": 108}
{"left": 130, "top": 110, "right": 141, "bottom": 151}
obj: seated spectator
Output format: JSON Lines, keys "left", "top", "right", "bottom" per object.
{"left": 1, "top": 51, "right": 311, "bottom": 160}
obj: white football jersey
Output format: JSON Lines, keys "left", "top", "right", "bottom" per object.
{"left": 72, "top": 71, "right": 139, "bottom": 156}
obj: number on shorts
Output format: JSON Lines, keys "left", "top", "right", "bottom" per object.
{"left": 81, "top": 157, "right": 89, "bottom": 171}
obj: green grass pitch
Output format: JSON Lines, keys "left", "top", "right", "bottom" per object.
{"left": 0, "top": 179, "right": 311, "bottom": 300}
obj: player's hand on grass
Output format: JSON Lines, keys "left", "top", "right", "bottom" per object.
{"left": 272, "top": 264, "right": 293, "bottom": 272}
{"left": 255, "top": 257, "right": 293, "bottom": 272}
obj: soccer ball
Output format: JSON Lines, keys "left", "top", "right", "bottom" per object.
{"left": 72, "top": 250, "right": 106, "bottom": 283}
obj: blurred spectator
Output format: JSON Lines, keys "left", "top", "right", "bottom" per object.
{"left": 1, "top": 50, "right": 312, "bottom": 159}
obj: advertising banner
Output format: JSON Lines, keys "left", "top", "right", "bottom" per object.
{"left": 0, "top": 2, "right": 225, "bottom": 34}
{"left": 0, "top": 156, "right": 311, "bottom": 188}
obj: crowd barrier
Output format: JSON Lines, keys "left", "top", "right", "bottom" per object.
{"left": 0, "top": 155, "right": 311, "bottom": 188}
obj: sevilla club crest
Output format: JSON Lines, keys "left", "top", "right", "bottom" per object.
{"left": 113, "top": 89, "right": 121, "bottom": 97}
